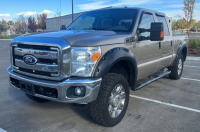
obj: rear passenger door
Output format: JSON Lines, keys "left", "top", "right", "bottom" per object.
{"left": 156, "top": 15, "right": 173, "bottom": 68}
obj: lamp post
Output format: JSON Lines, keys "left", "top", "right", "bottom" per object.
{"left": 72, "top": 0, "right": 74, "bottom": 22}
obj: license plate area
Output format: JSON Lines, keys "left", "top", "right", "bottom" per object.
{"left": 20, "top": 81, "right": 34, "bottom": 95}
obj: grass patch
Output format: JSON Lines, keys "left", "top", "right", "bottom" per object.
{"left": 0, "top": 35, "right": 21, "bottom": 39}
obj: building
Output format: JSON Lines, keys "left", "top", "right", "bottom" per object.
{"left": 46, "top": 7, "right": 114, "bottom": 31}
{"left": 46, "top": 12, "right": 84, "bottom": 31}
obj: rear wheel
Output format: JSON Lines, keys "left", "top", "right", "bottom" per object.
{"left": 169, "top": 54, "right": 184, "bottom": 80}
{"left": 90, "top": 73, "right": 129, "bottom": 127}
{"left": 26, "top": 94, "right": 49, "bottom": 103}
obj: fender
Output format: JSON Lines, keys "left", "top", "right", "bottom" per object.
{"left": 92, "top": 47, "right": 138, "bottom": 88}
{"left": 171, "top": 41, "right": 188, "bottom": 66}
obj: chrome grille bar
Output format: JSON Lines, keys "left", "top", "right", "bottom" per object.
{"left": 15, "top": 59, "right": 58, "bottom": 73}
{"left": 14, "top": 48, "right": 58, "bottom": 59}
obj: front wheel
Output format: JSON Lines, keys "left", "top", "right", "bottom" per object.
{"left": 90, "top": 73, "right": 130, "bottom": 127}
{"left": 169, "top": 54, "right": 184, "bottom": 80}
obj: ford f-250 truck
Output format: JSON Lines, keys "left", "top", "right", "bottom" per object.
{"left": 8, "top": 7, "right": 188, "bottom": 127}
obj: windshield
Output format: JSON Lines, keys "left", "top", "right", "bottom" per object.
{"left": 67, "top": 9, "right": 138, "bottom": 32}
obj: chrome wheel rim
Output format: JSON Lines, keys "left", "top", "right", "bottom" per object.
{"left": 178, "top": 59, "right": 183, "bottom": 75}
{"left": 108, "top": 84, "right": 126, "bottom": 118}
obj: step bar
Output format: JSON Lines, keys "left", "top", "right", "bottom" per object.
{"left": 134, "top": 71, "right": 171, "bottom": 91}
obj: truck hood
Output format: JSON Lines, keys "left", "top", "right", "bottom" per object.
{"left": 13, "top": 30, "right": 130, "bottom": 46}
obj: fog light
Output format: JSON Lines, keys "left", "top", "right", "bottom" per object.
{"left": 75, "top": 87, "right": 82, "bottom": 95}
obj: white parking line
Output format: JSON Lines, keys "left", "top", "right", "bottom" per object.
{"left": 184, "top": 65, "right": 200, "bottom": 68}
{"left": 0, "top": 128, "right": 7, "bottom": 132}
{"left": 130, "top": 95, "right": 200, "bottom": 113}
{"left": 181, "top": 77, "right": 200, "bottom": 82}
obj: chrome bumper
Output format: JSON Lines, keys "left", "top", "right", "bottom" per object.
{"left": 8, "top": 67, "right": 102, "bottom": 104}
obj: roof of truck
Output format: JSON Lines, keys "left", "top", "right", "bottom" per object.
{"left": 90, "top": 7, "right": 166, "bottom": 17}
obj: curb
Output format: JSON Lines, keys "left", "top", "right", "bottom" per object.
{"left": 186, "top": 56, "right": 200, "bottom": 61}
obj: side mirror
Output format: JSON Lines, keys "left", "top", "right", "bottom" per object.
{"left": 60, "top": 25, "right": 66, "bottom": 30}
{"left": 150, "top": 22, "right": 164, "bottom": 41}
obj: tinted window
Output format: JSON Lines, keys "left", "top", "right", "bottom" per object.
{"left": 67, "top": 9, "right": 138, "bottom": 32}
{"left": 138, "top": 14, "right": 155, "bottom": 37}
{"left": 156, "top": 16, "right": 170, "bottom": 36}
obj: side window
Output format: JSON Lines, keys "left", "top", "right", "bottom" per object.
{"left": 156, "top": 16, "right": 170, "bottom": 36}
{"left": 138, "top": 13, "right": 154, "bottom": 37}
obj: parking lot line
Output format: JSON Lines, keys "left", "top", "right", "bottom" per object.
{"left": 130, "top": 95, "right": 200, "bottom": 113}
{"left": 184, "top": 65, "right": 200, "bottom": 68}
{"left": 181, "top": 77, "right": 200, "bottom": 82}
{"left": 0, "top": 128, "right": 7, "bottom": 132}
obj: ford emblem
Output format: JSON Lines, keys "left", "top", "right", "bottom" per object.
{"left": 23, "top": 55, "right": 37, "bottom": 65}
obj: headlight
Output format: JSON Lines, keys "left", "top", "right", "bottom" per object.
{"left": 71, "top": 46, "right": 101, "bottom": 77}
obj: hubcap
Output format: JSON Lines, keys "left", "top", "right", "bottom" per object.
{"left": 178, "top": 59, "right": 183, "bottom": 75}
{"left": 108, "top": 84, "right": 126, "bottom": 118}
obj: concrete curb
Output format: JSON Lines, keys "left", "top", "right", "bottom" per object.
{"left": 0, "top": 39, "right": 13, "bottom": 40}
{"left": 186, "top": 56, "right": 200, "bottom": 61}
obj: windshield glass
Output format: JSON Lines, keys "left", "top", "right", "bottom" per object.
{"left": 67, "top": 9, "right": 138, "bottom": 32}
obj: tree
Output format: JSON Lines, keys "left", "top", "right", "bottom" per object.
{"left": 196, "top": 21, "right": 200, "bottom": 30}
{"left": 40, "top": 13, "right": 47, "bottom": 31}
{"left": 28, "top": 16, "right": 37, "bottom": 31}
{"left": 1, "top": 19, "right": 6, "bottom": 24}
{"left": 54, "top": 8, "right": 63, "bottom": 30}
{"left": 0, "top": 23, "right": 8, "bottom": 32}
{"left": 190, "top": 19, "right": 196, "bottom": 28}
{"left": 177, "top": 18, "right": 187, "bottom": 31}
{"left": 183, "top": 0, "right": 196, "bottom": 38}
{"left": 37, "top": 13, "right": 47, "bottom": 31}
{"left": 16, "top": 15, "right": 28, "bottom": 33}
{"left": 172, "top": 20, "right": 177, "bottom": 31}
{"left": 7, "top": 20, "right": 14, "bottom": 25}
{"left": 0, "top": 24, "right": 4, "bottom": 31}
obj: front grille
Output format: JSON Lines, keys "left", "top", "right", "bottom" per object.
{"left": 14, "top": 55, "right": 57, "bottom": 65}
{"left": 12, "top": 44, "right": 60, "bottom": 78}
{"left": 18, "top": 44, "right": 52, "bottom": 51}
{"left": 19, "top": 67, "right": 53, "bottom": 76}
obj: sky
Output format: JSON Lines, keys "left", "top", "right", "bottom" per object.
{"left": 0, "top": 0, "right": 200, "bottom": 21}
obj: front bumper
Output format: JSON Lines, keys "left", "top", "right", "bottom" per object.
{"left": 8, "top": 67, "right": 102, "bottom": 104}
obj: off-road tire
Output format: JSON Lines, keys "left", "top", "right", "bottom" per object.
{"left": 169, "top": 54, "right": 184, "bottom": 80}
{"left": 26, "top": 94, "right": 49, "bottom": 103}
{"left": 90, "top": 73, "right": 130, "bottom": 127}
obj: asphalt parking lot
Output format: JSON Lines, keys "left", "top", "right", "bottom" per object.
{"left": 0, "top": 40, "right": 200, "bottom": 132}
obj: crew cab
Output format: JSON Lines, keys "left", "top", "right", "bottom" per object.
{"left": 8, "top": 7, "right": 188, "bottom": 127}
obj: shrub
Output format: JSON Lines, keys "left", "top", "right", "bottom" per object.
{"left": 189, "top": 39, "right": 200, "bottom": 48}
{"left": 198, "top": 39, "right": 200, "bottom": 48}
{"left": 0, "top": 35, "right": 9, "bottom": 39}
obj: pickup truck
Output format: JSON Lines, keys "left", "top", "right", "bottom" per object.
{"left": 8, "top": 7, "right": 188, "bottom": 127}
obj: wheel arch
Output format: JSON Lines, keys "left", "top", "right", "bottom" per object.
{"left": 92, "top": 47, "right": 138, "bottom": 88}
{"left": 171, "top": 41, "right": 188, "bottom": 66}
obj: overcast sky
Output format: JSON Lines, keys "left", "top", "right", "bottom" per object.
{"left": 0, "top": 0, "right": 200, "bottom": 21}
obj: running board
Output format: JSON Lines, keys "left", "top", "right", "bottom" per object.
{"left": 134, "top": 71, "right": 171, "bottom": 91}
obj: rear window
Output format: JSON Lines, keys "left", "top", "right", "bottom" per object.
{"left": 156, "top": 16, "right": 170, "bottom": 36}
